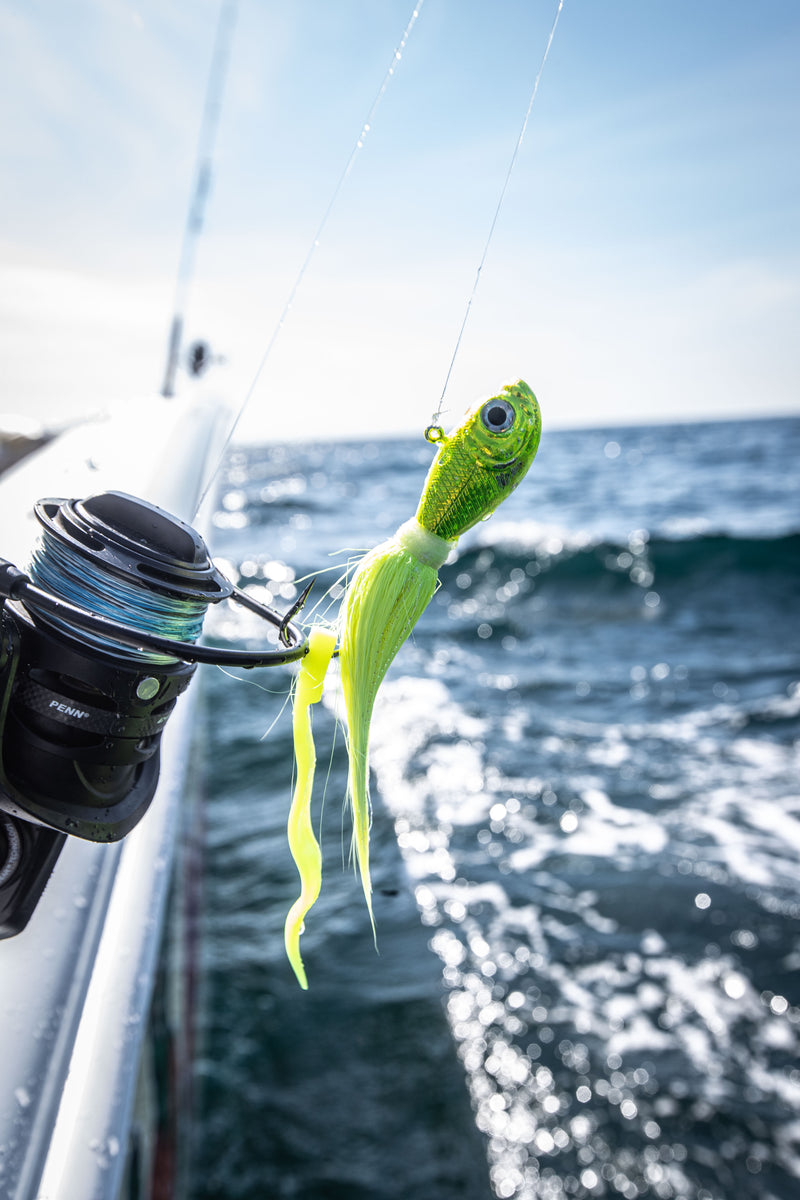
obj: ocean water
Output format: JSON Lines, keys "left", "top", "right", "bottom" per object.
{"left": 190, "top": 415, "right": 800, "bottom": 1200}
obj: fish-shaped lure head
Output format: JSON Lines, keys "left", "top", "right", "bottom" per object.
{"left": 417, "top": 379, "right": 541, "bottom": 542}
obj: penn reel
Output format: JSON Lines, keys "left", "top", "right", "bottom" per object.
{"left": 0, "top": 490, "right": 309, "bottom": 936}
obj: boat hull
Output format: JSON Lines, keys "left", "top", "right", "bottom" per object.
{"left": 0, "top": 392, "right": 229, "bottom": 1200}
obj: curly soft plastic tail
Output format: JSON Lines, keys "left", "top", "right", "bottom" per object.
{"left": 338, "top": 519, "right": 452, "bottom": 923}
{"left": 284, "top": 625, "right": 337, "bottom": 989}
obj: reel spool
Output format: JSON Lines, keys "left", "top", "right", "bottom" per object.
{"left": 0, "top": 490, "right": 309, "bottom": 935}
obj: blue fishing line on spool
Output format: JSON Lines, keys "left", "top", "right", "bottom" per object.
{"left": 28, "top": 527, "right": 208, "bottom": 664}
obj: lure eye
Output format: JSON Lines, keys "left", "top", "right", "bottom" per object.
{"left": 480, "top": 398, "right": 515, "bottom": 433}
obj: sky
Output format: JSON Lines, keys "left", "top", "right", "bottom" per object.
{"left": 1, "top": 0, "right": 799, "bottom": 442}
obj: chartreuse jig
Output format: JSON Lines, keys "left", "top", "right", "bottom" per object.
{"left": 284, "top": 626, "right": 337, "bottom": 989}
{"left": 285, "top": 379, "right": 541, "bottom": 985}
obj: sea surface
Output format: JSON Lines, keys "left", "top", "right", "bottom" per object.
{"left": 190, "top": 415, "right": 800, "bottom": 1200}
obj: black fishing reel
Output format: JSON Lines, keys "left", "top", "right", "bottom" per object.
{"left": 0, "top": 490, "right": 309, "bottom": 936}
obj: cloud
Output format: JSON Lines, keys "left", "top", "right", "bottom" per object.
{"left": 0, "top": 258, "right": 173, "bottom": 424}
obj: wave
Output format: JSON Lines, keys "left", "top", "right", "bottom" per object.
{"left": 448, "top": 527, "right": 800, "bottom": 589}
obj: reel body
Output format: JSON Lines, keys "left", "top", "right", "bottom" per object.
{"left": 0, "top": 602, "right": 195, "bottom": 842}
{"left": 0, "top": 490, "right": 308, "bottom": 936}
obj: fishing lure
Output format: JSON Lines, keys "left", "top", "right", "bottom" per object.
{"left": 284, "top": 625, "right": 337, "bottom": 989}
{"left": 284, "top": 379, "right": 540, "bottom": 985}
{"left": 338, "top": 378, "right": 541, "bottom": 928}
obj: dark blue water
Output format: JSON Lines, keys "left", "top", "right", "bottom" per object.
{"left": 191, "top": 416, "right": 800, "bottom": 1200}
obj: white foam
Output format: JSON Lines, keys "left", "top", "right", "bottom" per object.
{"left": 362, "top": 655, "right": 800, "bottom": 1198}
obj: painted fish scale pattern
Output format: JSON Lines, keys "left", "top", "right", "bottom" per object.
{"left": 417, "top": 436, "right": 505, "bottom": 541}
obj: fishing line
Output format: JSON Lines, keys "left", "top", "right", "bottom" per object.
{"left": 195, "top": 0, "right": 426, "bottom": 517}
{"left": 5, "top": 493, "right": 309, "bottom": 670}
{"left": 427, "top": 0, "right": 565, "bottom": 440}
{"left": 29, "top": 527, "right": 208, "bottom": 664}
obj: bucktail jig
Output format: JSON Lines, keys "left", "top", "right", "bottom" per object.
{"left": 284, "top": 379, "right": 541, "bottom": 983}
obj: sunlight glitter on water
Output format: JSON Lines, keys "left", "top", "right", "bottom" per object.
{"left": 368, "top": 667, "right": 800, "bottom": 1200}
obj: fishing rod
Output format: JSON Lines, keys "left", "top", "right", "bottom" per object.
{"left": 161, "top": 0, "right": 239, "bottom": 398}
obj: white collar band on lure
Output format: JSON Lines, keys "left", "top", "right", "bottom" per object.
{"left": 394, "top": 517, "right": 453, "bottom": 569}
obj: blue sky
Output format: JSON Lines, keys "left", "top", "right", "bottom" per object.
{"left": 1, "top": 0, "right": 798, "bottom": 441}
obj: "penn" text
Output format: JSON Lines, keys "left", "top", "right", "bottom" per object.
{"left": 49, "top": 700, "right": 90, "bottom": 720}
